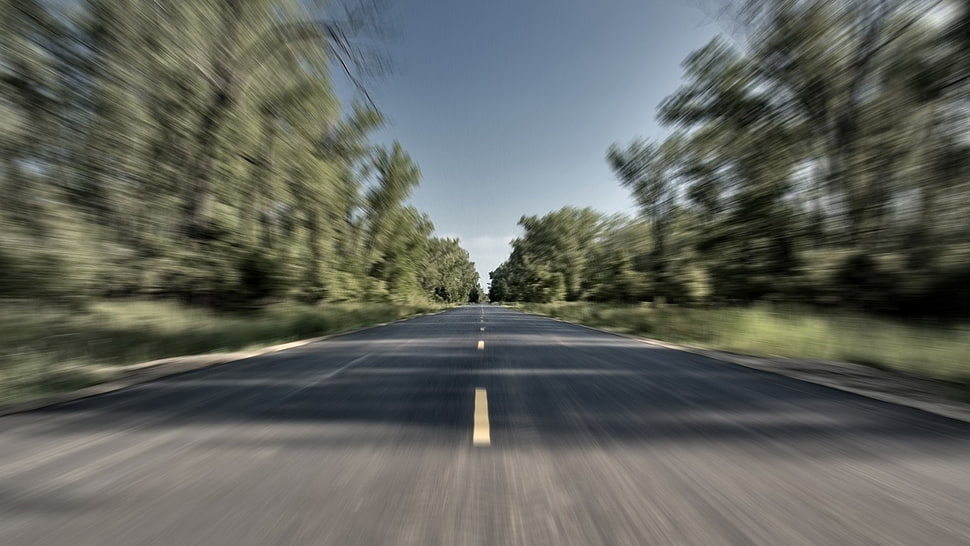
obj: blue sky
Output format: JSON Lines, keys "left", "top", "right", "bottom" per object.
{"left": 341, "top": 0, "right": 722, "bottom": 285}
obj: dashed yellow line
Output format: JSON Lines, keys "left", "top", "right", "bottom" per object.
{"left": 473, "top": 388, "right": 490, "bottom": 446}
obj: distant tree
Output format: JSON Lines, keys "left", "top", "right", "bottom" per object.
{"left": 420, "top": 238, "right": 479, "bottom": 303}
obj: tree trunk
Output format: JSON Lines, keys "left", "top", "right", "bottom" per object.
{"left": 306, "top": 208, "right": 323, "bottom": 298}
{"left": 244, "top": 112, "right": 277, "bottom": 246}
{"left": 183, "top": 0, "right": 241, "bottom": 236}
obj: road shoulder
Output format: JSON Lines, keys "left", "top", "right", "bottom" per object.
{"left": 531, "top": 311, "right": 970, "bottom": 424}
{"left": 0, "top": 309, "right": 448, "bottom": 418}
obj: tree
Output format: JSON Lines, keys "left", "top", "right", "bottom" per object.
{"left": 494, "top": 0, "right": 970, "bottom": 316}
{"left": 420, "top": 238, "right": 479, "bottom": 303}
{"left": 0, "top": 0, "right": 479, "bottom": 308}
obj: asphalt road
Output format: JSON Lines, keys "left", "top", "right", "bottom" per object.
{"left": 1, "top": 305, "right": 969, "bottom": 545}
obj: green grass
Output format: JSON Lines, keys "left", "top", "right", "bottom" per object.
{"left": 0, "top": 299, "right": 446, "bottom": 406}
{"left": 515, "top": 302, "right": 970, "bottom": 385}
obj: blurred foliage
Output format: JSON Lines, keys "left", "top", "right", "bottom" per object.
{"left": 493, "top": 0, "right": 970, "bottom": 318}
{"left": 1, "top": 0, "right": 479, "bottom": 308}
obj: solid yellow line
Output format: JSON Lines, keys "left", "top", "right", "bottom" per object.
{"left": 477, "top": 340, "right": 485, "bottom": 350}
{"left": 473, "top": 388, "right": 490, "bottom": 446}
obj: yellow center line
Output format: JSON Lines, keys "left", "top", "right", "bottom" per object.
{"left": 473, "top": 388, "right": 490, "bottom": 446}
{"left": 477, "top": 340, "right": 485, "bottom": 350}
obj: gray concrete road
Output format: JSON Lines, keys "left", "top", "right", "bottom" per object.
{"left": 1, "top": 305, "right": 969, "bottom": 545}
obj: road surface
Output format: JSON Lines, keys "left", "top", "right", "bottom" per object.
{"left": 1, "top": 305, "right": 969, "bottom": 545}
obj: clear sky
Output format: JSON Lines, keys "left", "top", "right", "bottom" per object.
{"left": 342, "top": 0, "right": 722, "bottom": 285}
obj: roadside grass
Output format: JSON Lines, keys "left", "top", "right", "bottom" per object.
{"left": 514, "top": 302, "right": 970, "bottom": 385}
{"left": 0, "top": 299, "right": 446, "bottom": 405}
